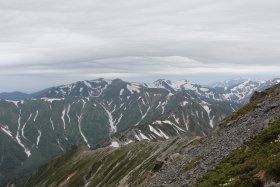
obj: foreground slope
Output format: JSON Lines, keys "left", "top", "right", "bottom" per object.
{"left": 20, "top": 83, "right": 280, "bottom": 186}
{"left": 20, "top": 137, "right": 194, "bottom": 187}
{"left": 195, "top": 118, "right": 280, "bottom": 186}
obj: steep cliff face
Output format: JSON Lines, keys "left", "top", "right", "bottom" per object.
{"left": 18, "top": 83, "right": 280, "bottom": 187}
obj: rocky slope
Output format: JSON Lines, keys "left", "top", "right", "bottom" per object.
{"left": 149, "top": 86, "right": 280, "bottom": 186}
{"left": 18, "top": 83, "right": 280, "bottom": 187}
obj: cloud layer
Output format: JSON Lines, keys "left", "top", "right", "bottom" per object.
{"left": 0, "top": 0, "right": 279, "bottom": 91}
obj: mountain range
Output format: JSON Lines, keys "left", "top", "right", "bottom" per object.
{"left": 18, "top": 80, "right": 280, "bottom": 187}
{"left": 0, "top": 77, "right": 279, "bottom": 186}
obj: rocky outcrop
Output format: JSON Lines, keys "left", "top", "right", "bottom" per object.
{"left": 250, "top": 83, "right": 280, "bottom": 102}
{"left": 250, "top": 91, "right": 267, "bottom": 102}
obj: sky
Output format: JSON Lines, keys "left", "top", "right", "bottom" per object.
{"left": 0, "top": 0, "right": 280, "bottom": 92}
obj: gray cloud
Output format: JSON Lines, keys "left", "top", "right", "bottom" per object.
{"left": 0, "top": 0, "right": 280, "bottom": 91}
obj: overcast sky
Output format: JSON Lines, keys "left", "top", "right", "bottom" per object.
{"left": 0, "top": 0, "right": 280, "bottom": 92}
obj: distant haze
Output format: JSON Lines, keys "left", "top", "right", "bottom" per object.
{"left": 0, "top": 0, "right": 279, "bottom": 92}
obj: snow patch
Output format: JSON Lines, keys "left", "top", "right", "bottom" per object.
{"left": 199, "top": 87, "right": 209, "bottom": 91}
{"left": 61, "top": 108, "right": 66, "bottom": 130}
{"left": 5, "top": 100, "right": 20, "bottom": 107}
{"left": 200, "top": 102, "right": 214, "bottom": 128}
{"left": 124, "top": 140, "right": 133, "bottom": 145}
{"left": 0, "top": 125, "right": 13, "bottom": 138}
{"left": 115, "top": 114, "right": 123, "bottom": 125}
{"left": 66, "top": 104, "right": 71, "bottom": 123}
{"left": 138, "top": 132, "right": 150, "bottom": 140}
{"left": 50, "top": 118, "right": 55, "bottom": 130}
{"left": 34, "top": 110, "right": 39, "bottom": 122}
{"left": 16, "top": 110, "right": 31, "bottom": 157}
{"left": 148, "top": 125, "right": 169, "bottom": 139}
{"left": 127, "top": 84, "right": 141, "bottom": 94}
{"left": 36, "top": 130, "right": 41, "bottom": 146}
{"left": 100, "top": 104, "right": 116, "bottom": 133}
{"left": 155, "top": 101, "right": 162, "bottom": 109}
{"left": 77, "top": 100, "right": 90, "bottom": 148}
{"left": 162, "top": 120, "right": 185, "bottom": 132}
{"left": 181, "top": 101, "right": 188, "bottom": 106}
{"left": 181, "top": 112, "right": 189, "bottom": 130}
{"left": 110, "top": 141, "right": 120, "bottom": 148}
{"left": 83, "top": 80, "right": 93, "bottom": 89}
{"left": 135, "top": 106, "right": 151, "bottom": 126}
{"left": 41, "top": 98, "right": 64, "bottom": 103}
{"left": 134, "top": 131, "right": 150, "bottom": 141}
{"left": 57, "top": 139, "right": 64, "bottom": 151}
{"left": 173, "top": 115, "right": 180, "bottom": 124}
{"left": 170, "top": 80, "right": 197, "bottom": 91}
{"left": 22, "top": 113, "right": 32, "bottom": 140}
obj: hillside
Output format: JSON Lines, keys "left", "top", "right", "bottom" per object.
{"left": 19, "top": 83, "right": 280, "bottom": 186}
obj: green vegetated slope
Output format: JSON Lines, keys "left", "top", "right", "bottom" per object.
{"left": 20, "top": 136, "right": 194, "bottom": 187}
{"left": 196, "top": 118, "right": 280, "bottom": 187}
{"left": 0, "top": 97, "right": 110, "bottom": 185}
{"left": 0, "top": 132, "right": 26, "bottom": 184}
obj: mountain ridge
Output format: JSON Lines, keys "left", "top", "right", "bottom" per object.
{"left": 2, "top": 78, "right": 280, "bottom": 104}
{"left": 18, "top": 82, "right": 280, "bottom": 187}
{"left": 0, "top": 78, "right": 280, "bottom": 186}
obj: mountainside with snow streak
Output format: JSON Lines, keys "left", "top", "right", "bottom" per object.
{"left": 0, "top": 78, "right": 279, "bottom": 185}
{"left": 218, "top": 78, "right": 280, "bottom": 104}
{"left": 21, "top": 82, "right": 280, "bottom": 187}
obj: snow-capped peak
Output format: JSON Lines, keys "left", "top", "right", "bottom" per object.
{"left": 169, "top": 80, "right": 197, "bottom": 91}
